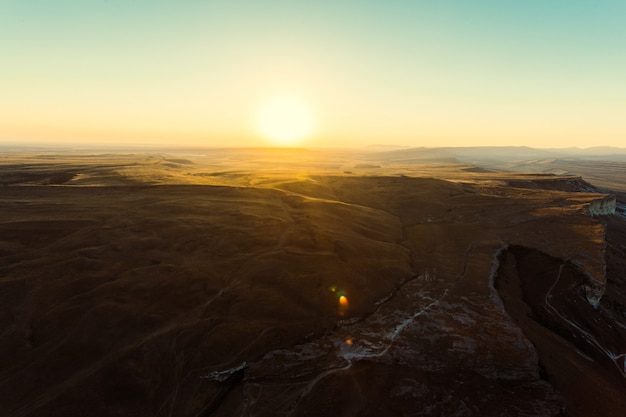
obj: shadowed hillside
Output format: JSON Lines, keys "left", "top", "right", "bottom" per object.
{"left": 1, "top": 149, "right": 625, "bottom": 416}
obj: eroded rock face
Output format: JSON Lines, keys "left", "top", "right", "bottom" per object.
{"left": 502, "top": 176, "right": 611, "bottom": 306}
{"left": 585, "top": 278, "right": 606, "bottom": 308}
{"left": 495, "top": 244, "right": 626, "bottom": 417}
{"left": 0, "top": 163, "right": 623, "bottom": 417}
{"left": 588, "top": 195, "right": 617, "bottom": 216}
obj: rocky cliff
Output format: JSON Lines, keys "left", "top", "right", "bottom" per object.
{"left": 588, "top": 195, "right": 617, "bottom": 216}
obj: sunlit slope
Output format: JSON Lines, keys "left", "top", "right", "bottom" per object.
{"left": 0, "top": 153, "right": 624, "bottom": 416}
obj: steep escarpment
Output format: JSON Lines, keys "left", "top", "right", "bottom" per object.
{"left": 502, "top": 175, "right": 617, "bottom": 305}
{"left": 588, "top": 195, "right": 616, "bottom": 216}
{"left": 493, "top": 181, "right": 625, "bottom": 417}
{"left": 506, "top": 176, "right": 597, "bottom": 193}
{"left": 508, "top": 176, "right": 616, "bottom": 216}
{"left": 495, "top": 244, "right": 626, "bottom": 417}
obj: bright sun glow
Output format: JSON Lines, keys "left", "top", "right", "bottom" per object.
{"left": 257, "top": 94, "right": 315, "bottom": 146}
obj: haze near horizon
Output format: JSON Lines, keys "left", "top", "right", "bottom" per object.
{"left": 1, "top": 1, "right": 625, "bottom": 148}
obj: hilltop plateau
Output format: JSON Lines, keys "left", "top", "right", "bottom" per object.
{"left": 0, "top": 147, "right": 625, "bottom": 416}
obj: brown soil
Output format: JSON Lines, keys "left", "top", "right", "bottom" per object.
{"left": 0, "top": 150, "right": 624, "bottom": 417}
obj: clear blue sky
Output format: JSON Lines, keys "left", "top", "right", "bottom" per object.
{"left": 1, "top": 0, "right": 625, "bottom": 147}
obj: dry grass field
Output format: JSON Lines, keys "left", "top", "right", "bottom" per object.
{"left": 1, "top": 148, "right": 625, "bottom": 416}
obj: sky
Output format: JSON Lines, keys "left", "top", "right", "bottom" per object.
{"left": 1, "top": 0, "right": 625, "bottom": 148}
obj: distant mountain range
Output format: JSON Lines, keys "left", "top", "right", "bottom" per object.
{"left": 364, "top": 146, "right": 626, "bottom": 164}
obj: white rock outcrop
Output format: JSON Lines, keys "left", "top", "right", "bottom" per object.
{"left": 588, "top": 195, "right": 616, "bottom": 216}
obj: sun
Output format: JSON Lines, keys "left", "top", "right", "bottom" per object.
{"left": 256, "top": 94, "right": 315, "bottom": 146}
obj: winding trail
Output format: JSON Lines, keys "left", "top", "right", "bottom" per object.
{"left": 544, "top": 264, "right": 626, "bottom": 378}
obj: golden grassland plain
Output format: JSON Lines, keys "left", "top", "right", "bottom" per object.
{"left": 1, "top": 149, "right": 625, "bottom": 417}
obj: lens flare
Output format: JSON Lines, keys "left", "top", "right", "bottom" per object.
{"left": 339, "top": 295, "right": 348, "bottom": 307}
{"left": 331, "top": 287, "right": 350, "bottom": 316}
